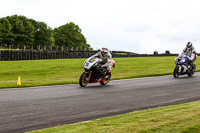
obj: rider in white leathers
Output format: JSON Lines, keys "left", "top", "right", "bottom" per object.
{"left": 179, "top": 42, "right": 197, "bottom": 68}
{"left": 92, "top": 48, "right": 112, "bottom": 77}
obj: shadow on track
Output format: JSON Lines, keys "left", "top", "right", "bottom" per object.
{"left": 172, "top": 75, "right": 196, "bottom": 79}
{"left": 78, "top": 84, "right": 114, "bottom": 89}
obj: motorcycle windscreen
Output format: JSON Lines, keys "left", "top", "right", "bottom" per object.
{"left": 89, "top": 57, "right": 99, "bottom": 63}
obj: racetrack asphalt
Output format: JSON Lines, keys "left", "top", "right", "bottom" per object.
{"left": 1, "top": 73, "right": 200, "bottom": 133}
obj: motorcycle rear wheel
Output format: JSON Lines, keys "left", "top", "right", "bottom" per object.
{"left": 79, "top": 72, "right": 88, "bottom": 87}
{"left": 100, "top": 73, "right": 111, "bottom": 85}
{"left": 173, "top": 66, "right": 179, "bottom": 78}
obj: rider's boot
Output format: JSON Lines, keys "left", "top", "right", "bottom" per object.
{"left": 100, "top": 67, "right": 107, "bottom": 78}
{"left": 191, "top": 63, "right": 195, "bottom": 72}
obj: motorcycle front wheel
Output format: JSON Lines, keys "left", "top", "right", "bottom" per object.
{"left": 173, "top": 66, "right": 179, "bottom": 78}
{"left": 100, "top": 73, "right": 111, "bottom": 85}
{"left": 79, "top": 72, "right": 88, "bottom": 87}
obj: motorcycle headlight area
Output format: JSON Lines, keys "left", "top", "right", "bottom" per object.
{"left": 84, "top": 62, "right": 89, "bottom": 67}
{"left": 180, "top": 59, "right": 185, "bottom": 63}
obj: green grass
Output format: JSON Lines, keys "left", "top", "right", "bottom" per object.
{"left": 0, "top": 48, "right": 16, "bottom": 51}
{"left": 179, "top": 123, "right": 200, "bottom": 133}
{"left": 1, "top": 56, "right": 200, "bottom": 88}
{"left": 0, "top": 59, "right": 83, "bottom": 88}
{"left": 28, "top": 100, "right": 200, "bottom": 133}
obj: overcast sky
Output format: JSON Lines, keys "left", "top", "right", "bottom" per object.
{"left": 1, "top": 0, "right": 200, "bottom": 54}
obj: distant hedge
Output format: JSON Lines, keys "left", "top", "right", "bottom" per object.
{"left": 0, "top": 50, "right": 179, "bottom": 61}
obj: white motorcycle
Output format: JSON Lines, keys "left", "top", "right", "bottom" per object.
{"left": 79, "top": 56, "right": 115, "bottom": 87}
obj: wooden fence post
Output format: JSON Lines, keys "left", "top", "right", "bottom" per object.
{"left": 31, "top": 45, "right": 33, "bottom": 51}
{"left": 16, "top": 45, "right": 19, "bottom": 50}
{"left": 38, "top": 45, "right": 40, "bottom": 51}
{"left": 24, "top": 45, "right": 26, "bottom": 50}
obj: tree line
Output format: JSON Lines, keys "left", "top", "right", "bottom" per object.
{"left": 0, "top": 15, "right": 90, "bottom": 50}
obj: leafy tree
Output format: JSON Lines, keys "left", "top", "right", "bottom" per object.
{"left": 54, "top": 22, "right": 88, "bottom": 49}
{"left": 0, "top": 23, "right": 3, "bottom": 44}
{"left": 29, "top": 19, "right": 53, "bottom": 46}
{"left": 0, "top": 18, "right": 14, "bottom": 45}
{"left": 0, "top": 15, "right": 89, "bottom": 50}
{"left": 6, "top": 15, "right": 35, "bottom": 46}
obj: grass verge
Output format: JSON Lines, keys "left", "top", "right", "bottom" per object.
{"left": 28, "top": 100, "right": 200, "bottom": 133}
{"left": 1, "top": 56, "right": 200, "bottom": 88}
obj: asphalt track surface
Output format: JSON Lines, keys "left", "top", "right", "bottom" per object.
{"left": 1, "top": 73, "right": 200, "bottom": 133}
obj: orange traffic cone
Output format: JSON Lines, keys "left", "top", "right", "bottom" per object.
{"left": 17, "top": 76, "right": 21, "bottom": 85}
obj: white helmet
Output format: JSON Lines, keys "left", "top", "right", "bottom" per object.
{"left": 101, "top": 48, "right": 108, "bottom": 57}
{"left": 186, "top": 42, "right": 192, "bottom": 49}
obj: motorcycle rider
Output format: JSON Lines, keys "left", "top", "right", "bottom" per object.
{"left": 179, "top": 42, "right": 197, "bottom": 69}
{"left": 92, "top": 48, "right": 113, "bottom": 78}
